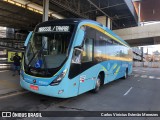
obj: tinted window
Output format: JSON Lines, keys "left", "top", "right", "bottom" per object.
{"left": 81, "top": 26, "right": 95, "bottom": 63}
{"left": 82, "top": 38, "right": 93, "bottom": 62}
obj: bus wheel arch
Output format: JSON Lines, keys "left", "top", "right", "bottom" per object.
{"left": 126, "top": 68, "right": 128, "bottom": 74}
{"left": 99, "top": 71, "right": 105, "bottom": 86}
{"left": 92, "top": 71, "right": 105, "bottom": 93}
{"left": 123, "top": 68, "right": 128, "bottom": 79}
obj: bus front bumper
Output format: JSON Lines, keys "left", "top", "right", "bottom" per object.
{"left": 20, "top": 78, "right": 74, "bottom": 98}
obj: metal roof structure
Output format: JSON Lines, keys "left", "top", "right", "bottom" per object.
{"left": 0, "top": 0, "right": 138, "bottom": 30}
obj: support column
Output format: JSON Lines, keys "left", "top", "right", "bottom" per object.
{"left": 43, "top": 0, "right": 49, "bottom": 22}
{"left": 140, "top": 47, "right": 143, "bottom": 62}
{"left": 42, "top": 0, "right": 49, "bottom": 51}
{"left": 96, "top": 16, "right": 107, "bottom": 27}
{"left": 107, "top": 17, "right": 112, "bottom": 30}
{"left": 96, "top": 16, "right": 112, "bottom": 30}
{"left": 138, "top": 1, "right": 141, "bottom": 26}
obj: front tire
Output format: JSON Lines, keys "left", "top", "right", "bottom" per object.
{"left": 123, "top": 69, "right": 128, "bottom": 79}
{"left": 92, "top": 75, "right": 101, "bottom": 93}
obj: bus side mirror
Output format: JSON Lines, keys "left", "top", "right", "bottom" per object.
{"left": 71, "top": 46, "right": 83, "bottom": 64}
{"left": 24, "top": 31, "right": 32, "bottom": 47}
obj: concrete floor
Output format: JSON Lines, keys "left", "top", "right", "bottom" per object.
{"left": 0, "top": 70, "right": 23, "bottom": 96}
{"left": 0, "top": 67, "right": 160, "bottom": 120}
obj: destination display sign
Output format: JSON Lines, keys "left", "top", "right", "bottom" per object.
{"left": 38, "top": 26, "right": 70, "bottom": 32}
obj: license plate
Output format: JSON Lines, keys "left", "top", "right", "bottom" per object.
{"left": 30, "top": 85, "right": 39, "bottom": 91}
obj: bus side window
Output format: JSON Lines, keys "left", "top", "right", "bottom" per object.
{"left": 82, "top": 38, "right": 93, "bottom": 63}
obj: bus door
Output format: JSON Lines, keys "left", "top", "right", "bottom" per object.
{"left": 78, "top": 38, "right": 95, "bottom": 94}
{"left": 69, "top": 26, "right": 95, "bottom": 94}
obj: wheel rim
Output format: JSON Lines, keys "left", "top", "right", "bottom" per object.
{"left": 97, "top": 78, "right": 100, "bottom": 87}
{"left": 96, "top": 77, "right": 101, "bottom": 90}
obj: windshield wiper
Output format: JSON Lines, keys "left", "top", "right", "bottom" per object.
{"left": 27, "top": 41, "right": 46, "bottom": 68}
{"left": 27, "top": 41, "right": 50, "bottom": 76}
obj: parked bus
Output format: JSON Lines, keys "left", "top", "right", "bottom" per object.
{"left": 20, "top": 19, "right": 133, "bottom": 98}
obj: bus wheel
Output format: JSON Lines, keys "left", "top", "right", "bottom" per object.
{"left": 92, "top": 75, "right": 101, "bottom": 93}
{"left": 123, "top": 69, "right": 128, "bottom": 79}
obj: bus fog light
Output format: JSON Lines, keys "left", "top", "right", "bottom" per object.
{"left": 58, "top": 90, "right": 64, "bottom": 94}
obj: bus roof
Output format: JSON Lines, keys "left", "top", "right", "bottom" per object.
{"left": 36, "top": 18, "right": 130, "bottom": 47}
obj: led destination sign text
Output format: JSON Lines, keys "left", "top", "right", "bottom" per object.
{"left": 38, "top": 26, "right": 70, "bottom": 32}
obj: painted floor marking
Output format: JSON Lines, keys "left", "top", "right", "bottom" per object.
{"left": 0, "top": 91, "right": 29, "bottom": 99}
{"left": 149, "top": 76, "right": 155, "bottom": 79}
{"left": 141, "top": 75, "right": 148, "bottom": 78}
{"left": 123, "top": 87, "right": 133, "bottom": 96}
{"left": 156, "top": 77, "right": 160, "bottom": 80}
{"left": 134, "top": 74, "right": 139, "bottom": 77}
{"left": 0, "top": 70, "right": 10, "bottom": 73}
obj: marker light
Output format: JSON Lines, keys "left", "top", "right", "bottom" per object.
{"left": 58, "top": 90, "right": 64, "bottom": 94}
{"left": 50, "top": 69, "right": 67, "bottom": 86}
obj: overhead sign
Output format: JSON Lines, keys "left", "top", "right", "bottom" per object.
{"left": 38, "top": 26, "right": 70, "bottom": 32}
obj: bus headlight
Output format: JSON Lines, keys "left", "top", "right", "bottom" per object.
{"left": 50, "top": 69, "right": 67, "bottom": 86}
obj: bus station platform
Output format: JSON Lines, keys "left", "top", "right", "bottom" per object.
{"left": 0, "top": 70, "right": 23, "bottom": 96}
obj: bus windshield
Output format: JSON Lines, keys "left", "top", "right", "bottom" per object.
{"left": 24, "top": 25, "right": 75, "bottom": 76}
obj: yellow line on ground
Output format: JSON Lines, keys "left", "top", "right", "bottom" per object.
{"left": 0, "top": 91, "right": 29, "bottom": 99}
